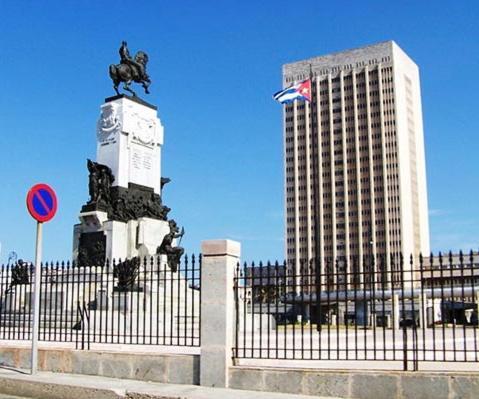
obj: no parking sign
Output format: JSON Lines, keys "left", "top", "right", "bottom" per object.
{"left": 26, "top": 183, "right": 57, "bottom": 375}
{"left": 26, "top": 183, "right": 57, "bottom": 222}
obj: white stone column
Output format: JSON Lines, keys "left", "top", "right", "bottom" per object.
{"left": 200, "top": 239, "right": 240, "bottom": 388}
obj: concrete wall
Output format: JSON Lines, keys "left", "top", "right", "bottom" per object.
{"left": 229, "top": 366, "right": 479, "bottom": 399}
{"left": 1, "top": 347, "right": 479, "bottom": 398}
{"left": 0, "top": 347, "right": 199, "bottom": 385}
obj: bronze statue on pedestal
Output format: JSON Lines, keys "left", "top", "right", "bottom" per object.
{"left": 109, "top": 41, "right": 151, "bottom": 97}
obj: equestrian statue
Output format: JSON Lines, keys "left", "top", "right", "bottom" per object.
{"left": 109, "top": 41, "right": 151, "bottom": 97}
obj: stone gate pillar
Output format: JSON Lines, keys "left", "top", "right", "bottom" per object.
{"left": 200, "top": 239, "right": 240, "bottom": 388}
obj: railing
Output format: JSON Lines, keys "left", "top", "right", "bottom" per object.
{"left": 0, "top": 255, "right": 201, "bottom": 348}
{"left": 75, "top": 301, "right": 90, "bottom": 350}
{"left": 234, "top": 251, "right": 479, "bottom": 370}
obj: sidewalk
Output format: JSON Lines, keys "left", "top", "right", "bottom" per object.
{"left": 0, "top": 368, "right": 342, "bottom": 399}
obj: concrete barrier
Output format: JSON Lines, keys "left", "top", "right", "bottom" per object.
{"left": 1, "top": 343, "right": 478, "bottom": 398}
{"left": 229, "top": 366, "right": 479, "bottom": 399}
{"left": 0, "top": 346, "right": 199, "bottom": 385}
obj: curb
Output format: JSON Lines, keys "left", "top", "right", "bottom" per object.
{"left": 0, "top": 369, "right": 342, "bottom": 399}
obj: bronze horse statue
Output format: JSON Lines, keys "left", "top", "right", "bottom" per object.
{"left": 109, "top": 41, "right": 151, "bottom": 97}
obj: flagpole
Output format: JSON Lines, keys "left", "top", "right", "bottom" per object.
{"left": 308, "top": 64, "right": 322, "bottom": 331}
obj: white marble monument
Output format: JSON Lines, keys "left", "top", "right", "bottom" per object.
{"left": 73, "top": 95, "right": 176, "bottom": 265}
{"left": 96, "top": 96, "right": 163, "bottom": 194}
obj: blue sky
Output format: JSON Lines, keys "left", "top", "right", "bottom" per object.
{"left": 0, "top": 1, "right": 478, "bottom": 263}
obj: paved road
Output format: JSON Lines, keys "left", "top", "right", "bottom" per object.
{"left": 0, "top": 395, "right": 31, "bottom": 398}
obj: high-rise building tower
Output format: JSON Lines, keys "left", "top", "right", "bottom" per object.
{"left": 283, "top": 41, "right": 430, "bottom": 280}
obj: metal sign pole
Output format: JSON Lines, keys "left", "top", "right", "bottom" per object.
{"left": 26, "top": 183, "right": 57, "bottom": 374}
{"left": 31, "top": 221, "right": 43, "bottom": 374}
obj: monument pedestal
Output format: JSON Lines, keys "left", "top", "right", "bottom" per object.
{"left": 73, "top": 214, "right": 171, "bottom": 264}
{"left": 72, "top": 95, "right": 180, "bottom": 266}
{"left": 96, "top": 95, "right": 163, "bottom": 194}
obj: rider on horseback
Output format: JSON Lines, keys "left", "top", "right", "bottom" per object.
{"left": 110, "top": 41, "right": 151, "bottom": 96}
{"left": 119, "top": 41, "right": 149, "bottom": 82}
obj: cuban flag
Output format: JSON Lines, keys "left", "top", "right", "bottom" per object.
{"left": 273, "top": 79, "right": 311, "bottom": 104}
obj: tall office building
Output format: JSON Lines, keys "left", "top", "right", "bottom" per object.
{"left": 283, "top": 41, "right": 430, "bottom": 280}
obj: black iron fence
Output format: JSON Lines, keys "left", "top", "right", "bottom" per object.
{"left": 234, "top": 251, "right": 479, "bottom": 370}
{"left": 0, "top": 255, "right": 201, "bottom": 349}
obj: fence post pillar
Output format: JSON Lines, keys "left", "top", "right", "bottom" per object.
{"left": 200, "top": 239, "right": 240, "bottom": 388}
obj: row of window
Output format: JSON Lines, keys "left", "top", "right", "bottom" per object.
{"left": 285, "top": 65, "right": 393, "bottom": 85}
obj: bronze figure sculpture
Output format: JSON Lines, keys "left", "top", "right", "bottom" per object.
{"left": 11, "top": 260, "right": 31, "bottom": 286}
{"left": 84, "top": 160, "right": 171, "bottom": 223}
{"left": 109, "top": 41, "right": 151, "bottom": 97}
{"left": 114, "top": 257, "right": 141, "bottom": 291}
{"left": 87, "top": 159, "right": 115, "bottom": 209}
{"left": 157, "top": 220, "right": 185, "bottom": 272}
